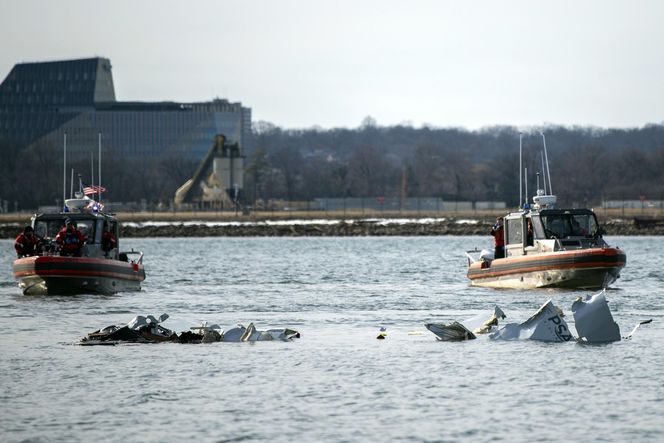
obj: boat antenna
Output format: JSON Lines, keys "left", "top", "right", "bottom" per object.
{"left": 524, "top": 167, "right": 528, "bottom": 207}
{"left": 90, "top": 152, "right": 94, "bottom": 195}
{"left": 519, "top": 132, "right": 523, "bottom": 208}
{"left": 70, "top": 168, "right": 74, "bottom": 199}
{"left": 540, "top": 151, "right": 547, "bottom": 194}
{"left": 540, "top": 132, "right": 553, "bottom": 194}
{"left": 63, "top": 132, "right": 67, "bottom": 211}
{"left": 98, "top": 132, "right": 102, "bottom": 203}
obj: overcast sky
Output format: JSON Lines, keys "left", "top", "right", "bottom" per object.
{"left": 1, "top": 0, "right": 662, "bottom": 130}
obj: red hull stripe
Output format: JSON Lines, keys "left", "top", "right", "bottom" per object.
{"left": 12, "top": 257, "right": 145, "bottom": 282}
{"left": 468, "top": 249, "right": 626, "bottom": 280}
{"left": 13, "top": 269, "right": 144, "bottom": 281}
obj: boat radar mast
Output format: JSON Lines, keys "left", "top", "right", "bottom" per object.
{"left": 520, "top": 132, "right": 557, "bottom": 210}
{"left": 532, "top": 188, "right": 557, "bottom": 210}
{"left": 531, "top": 133, "right": 556, "bottom": 210}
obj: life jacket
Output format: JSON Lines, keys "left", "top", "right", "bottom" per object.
{"left": 491, "top": 224, "right": 505, "bottom": 247}
{"left": 102, "top": 231, "right": 117, "bottom": 251}
{"left": 56, "top": 227, "right": 85, "bottom": 252}
{"left": 15, "top": 233, "right": 38, "bottom": 256}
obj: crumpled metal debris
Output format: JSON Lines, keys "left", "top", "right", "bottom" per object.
{"left": 489, "top": 300, "right": 573, "bottom": 342}
{"left": 217, "top": 323, "right": 301, "bottom": 342}
{"left": 425, "top": 321, "right": 476, "bottom": 341}
{"left": 463, "top": 306, "right": 506, "bottom": 334}
{"left": 425, "top": 306, "right": 506, "bottom": 341}
{"left": 80, "top": 315, "right": 300, "bottom": 345}
{"left": 624, "top": 319, "right": 652, "bottom": 340}
{"left": 81, "top": 313, "right": 177, "bottom": 345}
{"left": 571, "top": 290, "right": 621, "bottom": 343}
{"left": 427, "top": 291, "right": 651, "bottom": 344}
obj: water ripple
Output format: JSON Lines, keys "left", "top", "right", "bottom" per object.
{"left": 0, "top": 236, "right": 663, "bottom": 442}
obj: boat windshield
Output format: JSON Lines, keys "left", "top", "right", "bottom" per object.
{"left": 34, "top": 219, "right": 65, "bottom": 239}
{"left": 34, "top": 218, "right": 97, "bottom": 243}
{"left": 76, "top": 220, "right": 96, "bottom": 243}
{"left": 540, "top": 213, "right": 598, "bottom": 239}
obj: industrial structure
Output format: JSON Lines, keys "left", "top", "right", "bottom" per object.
{"left": 0, "top": 57, "right": 251, "bottom": 161}
{"left": 174, "top": 134, "right": 245, "bottom": 208}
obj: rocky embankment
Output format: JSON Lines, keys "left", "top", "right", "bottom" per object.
{"left": 120, "top": 219, "right": 492, "bottom": 237}
{"left": 3, "top": 216, "right": 663, "bottom": 238}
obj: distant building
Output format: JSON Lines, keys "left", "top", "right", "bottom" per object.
{"left": 0, "top": 57, "right": 251, "bottom": 161}
{"left": 313, "top": 198, "right": 503, "bottom": 212}
{"left": 602, "top": 199, "right": 663, "bottom": 209}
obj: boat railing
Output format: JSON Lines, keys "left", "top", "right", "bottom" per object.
{"left": 120, "top": 249, "right": 144, "bottom": 265}
{"left": 549, "top": 236, "right": 608, "bottom": 251}
{"left": 465, "top": 247, "right": 495, "bottom": 266}
{"left": 465, "top": 249, "right": 478, "bottom": 264}
{"left": 553, "top": 238, "right": 565, "bottom": 251}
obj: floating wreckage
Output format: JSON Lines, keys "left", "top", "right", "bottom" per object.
{"left": 489, "top": 299, "right": 572, "bottom": 342}
{"left": 570, "top": 290, "right": 620, "bottom": 343}
{"left": 426, "top": 290, "right": 651, "bottom": 344}
{"left": 80, "top": 314, "right": 300, "bottom": 346}
{"left": 425, "top": 307, "right": 506, "bottom": 341}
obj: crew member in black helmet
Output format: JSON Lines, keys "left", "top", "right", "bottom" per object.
{"left": 55, "top": 219, "right": 86, "bottom": 256}
{"left": 14, "top": 226, "right": 40, "bottom": 258}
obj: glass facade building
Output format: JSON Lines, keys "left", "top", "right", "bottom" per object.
{"left": 0, "top": 57, "right": 251, "bottom": 161}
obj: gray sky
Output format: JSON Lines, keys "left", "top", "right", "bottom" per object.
{"left": 1, "top": 0, "right": 662, "bottom": 129}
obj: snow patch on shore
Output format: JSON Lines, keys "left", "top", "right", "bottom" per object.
{"left": 122, "top": 217, "right": 456, "bottom": 228}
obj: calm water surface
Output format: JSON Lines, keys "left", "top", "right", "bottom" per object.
{"left": 1, "top": 236, "right": 663, "bottom": 442}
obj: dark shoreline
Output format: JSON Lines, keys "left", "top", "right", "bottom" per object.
{"left": 3, "top": 216, "right": 663, "bottom": 238}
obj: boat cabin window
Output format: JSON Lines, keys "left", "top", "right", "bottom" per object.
{"left": 102, "top": 220, "right": 118, "bottom": 248}
{"left": 533, "top": 217, "right": 547, "bottom": 238}
{"left": 506, "top": 218, "right": 523, "bottom": 245}
{"left": 75, "top": 219, "right": 96, "bottom": 243}
{"left": 540, "top": 213, "right": 597, "bottom": 239}
{"left": 108, "top": 221, "right": 118, "bottom": 239}
{"left": 33, "top": 218, "right": 97, "bottom": 243}
{"left": 34, "top": 220, "right": 65, "bottom": 239}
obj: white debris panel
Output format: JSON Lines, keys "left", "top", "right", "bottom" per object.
{"left": 571, "top": 290, "right": 621, "bottom": 343}
{"left": 426, "top": 291, "right": 651, "bottom": 344}
{"left": 489, "top": 300, "right": 573, "bottom": 342}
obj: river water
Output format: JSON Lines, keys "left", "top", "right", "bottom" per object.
{"left": 1, "top": 235, "right": 663, "bottom": 442}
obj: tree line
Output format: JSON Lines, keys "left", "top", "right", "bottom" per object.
{"left": 2, "top": 120, "right": 664, "bottom": 211}
{"left": 245, "top": 120, "right": 664, "bottom": 208}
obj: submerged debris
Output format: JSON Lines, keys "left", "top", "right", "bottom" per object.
{"left": 624, "top": 319, "right": 653, "bottom": 340}
{"left": 426, "top": 292, "right": 651, "bottom": 344}
{"left": 425, "top": 306, "right": 506, "bottom": 341}
{"left": 219, "top": 323, "right": 301, "bottom": 342}
{"left": 80, "top": 314, "right": 300, "bottom": 346}
{"left": 425, "top": 321, "right": 476, "bottom": 341}
{"left": 571, "top": 290, "right": 621, "bottom": 343}
{"left": 490, "top": 300, "right": 572, "bottom": 342}
{"left": 82, "top": 314, "right": 177, "bottom": 345}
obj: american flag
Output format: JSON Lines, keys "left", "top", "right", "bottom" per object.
{"left": 83, "top": 185, "right": 107, "bottom": 196}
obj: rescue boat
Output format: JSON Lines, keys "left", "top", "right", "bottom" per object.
{"left": 12, "top": 196, "right": 145, "bottom": 295}
{"left": 466, "top": 134, "right": 626, "bottom": 289}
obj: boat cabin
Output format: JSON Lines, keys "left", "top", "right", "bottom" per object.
{"left": 32, "top": 211, "right": 120, "bottom": 259}
{"left": 503, "top": 209, "right": 606, "bottom": 258}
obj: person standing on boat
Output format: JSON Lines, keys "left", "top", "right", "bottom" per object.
{"left": 491, "top": 217, "right": 505, "bottom": 259}
{"left": 526, "top": 219, "right": 534, "bottom": 246}
{"left": 14, "top": 225, "right": 40, "bottom": 258}
{"left": 571, "top": 218, "right": 588, "bottom": 236}
{"left": 55, "top": 219, "right": 86, "bottom": 257}
{"left": 101, "top": 223, "right": 117, "bottom": 257}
